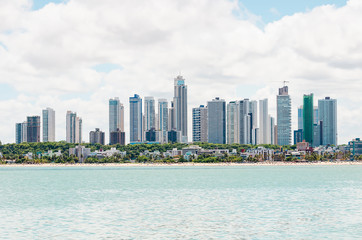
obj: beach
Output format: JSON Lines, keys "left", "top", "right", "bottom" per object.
{"left": 1, "top": 161, "right": 361, "bottom": 167}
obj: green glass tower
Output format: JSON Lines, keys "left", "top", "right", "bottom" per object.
{"left": 303, "top": 94, "right": 314, "bottom": 144}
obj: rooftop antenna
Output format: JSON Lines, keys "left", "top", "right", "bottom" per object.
{"left": 283, "top": 80, "right": 289, "bottom": 86}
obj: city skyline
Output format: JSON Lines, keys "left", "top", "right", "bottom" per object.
{"left": 1, "top": 0, "right": 361, "bottom": 144}
{"left": 12, "top": 81, "right": 339, "bottom": 147}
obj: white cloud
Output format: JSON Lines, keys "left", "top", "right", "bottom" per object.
{"left": 0, "top": 0, "right": 361, "bottom": 144}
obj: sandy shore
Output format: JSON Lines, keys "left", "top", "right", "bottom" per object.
{"left": 1, "top": 161, "right": 361, "bottom": 167}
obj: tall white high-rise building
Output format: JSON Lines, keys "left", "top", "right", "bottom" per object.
{"left": 249, "top": 101, "right": 258, "bottom": 129}
{"left": 21, "top": 122, "right": 27, "bottom": 143}
{"left": 277, "top": 86, "right": 292, "bottom": 146}
{"left": 227, "top": 101, "right": 238, "bottom": 144}
{"left": 270, "top": 115, "right": 275, "bottom": 145}
{"left": 238, "top": 99, "right": 250, "bottom": 144}
{"left": 168, "top": 101, "right": 175, "bottom": 131}
{"left": 249, "top": 100, "right": 258, "bottom": 144}
{"left": 173, "top": 75, "right": 188, "bottom": 142}
{"left": 42, "top": 107, "right": 55, "bottom": 142}
{"left": 259, "top": 99, "right": 270, "bottom": 144}
{"left": 109, "top": 98, "right": 124, "bottom": 143}
{"left": 158, "top": 99, "right": 169, "bottom": 143}
{"left": 66, "top": 111, "right": 82, "bottom": 143}
{"left": 192, "top": 105, "right": 208, "bottom": 143}
{"left": 144, "top": 96, "right": 156, "bottom": 132}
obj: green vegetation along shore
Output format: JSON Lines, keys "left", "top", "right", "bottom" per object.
{"left": 0, "top": 142, "right": 357, "bottom": 164}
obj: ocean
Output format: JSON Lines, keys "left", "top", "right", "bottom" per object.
{"left": 0, "top": 165, "right": 361, "bottom": 239}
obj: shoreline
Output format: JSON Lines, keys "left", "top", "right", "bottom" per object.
{"left": 1, "top": 161, "right": 361, "bottom": 167}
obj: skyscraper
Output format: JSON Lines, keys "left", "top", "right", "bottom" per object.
{"left": 227, "top": 101, "right": 238, "bottom": 144}
{"left": 144, "top": 96, "right": 156, "bottom": 134}
{"left": 66, "top": 111, "right": 76, "bottom": 143}
{"left": 318, "top": 97, "right": 337, "bottom": 146}
{"left": 294, "top": 129, "right": 303, "bottom": 145}
{"left": 89, "top": 128, "right": 105, "bottom": 145}
{"left": 259, "top": 99, "right": 270, "bottom": 144}
{"left": 192, "top": 105, "right": 208, "bottom": 142}
{"left": 303, "top": 94, "right": 314, "bottom": 145}
{"left": 277, "top": 86, "right": 292, "bottom": 145}
{"left": 270, "top": 116, "right": 276, "bottom": 145}
{"left": 173, "top": 75, "right": 188, "bottom": 142}
{"left": 168, "top": 101, "right": 175, "bottom": 131}
{"left": 158, "top": 99, "right": 169, "bottom": 143}
{"left": 298, "top": 106, "right": 303, "bottom": 130}
{"left": 42, "top": 107, "right": 55, "bottom": 142}
{"left": 109, "top": 98, "right": 124, "bottom": 143}
{"left": 21, "top": 122, "right": 27, "bottom": 143}
{"left": 313, "top": 123, "right": 322, "bottom": 147}
{"left": 207, "top": 97, "right": 226, "bottom": 144}
{"left": 249, "top": 101, "right": 258, "bottom": 130}
{"left": 15, "top": 123, "right": 23, "bottom": 144}
{"left": 314, "top": 106, "right": 319, "bottom": 125}
{"left": 66, "top": 111, "right": 82, "bottom": 143}
{"left": 27, "top": 116, "right": 41, "bottom": 143}
{"left": 110, "top": 130, "right": 126, "bottom": 146}
{"left": 238, "top": 99, "right": 250, "bottom": 144}
{"left": 249, "top": 100, "right": 258, "bottom": 145}
{"left": 130, "top": 94, "right": 143, "bottom": 142}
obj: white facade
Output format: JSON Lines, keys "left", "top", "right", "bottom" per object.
{"left": 42, "top": 107, "right": 55, "bottom": 142}
{"left": 259, "top": 99, "right": 270, "bottom": 144}
{"left": 158, "top": 99, "right": 168, "bottom": 143}
{"left": 277, "top": 86, "right": 292, "bottom": 145}
{"left": 238, "top": 99, "right": 250, "bottom": 144}
{"left": 227, "top": 101, "right": 238, "bottom": 144}
{"left": 66, "top": 111, "right": 82, "bottom": 143}
{"left": 144, "top": 96, "right": 156, "bottom": 131}
{"left": 193, "top": 105, "right": 208, "bottom": 143}
{"left": 109, "top": 97, "right": 124, "bottom": 143}
{"left": 173, "top": 75, "right": 188, "bottom": 142}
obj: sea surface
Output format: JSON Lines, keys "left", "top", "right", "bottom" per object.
{"left": 0, "top": 165, "right": 362, "bottom": 239}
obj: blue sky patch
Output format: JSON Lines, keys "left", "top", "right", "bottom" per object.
{"left": 32, "top": 0, "right": 67, "bottom": 10}
{"left": 32, "top": 0, "right": 348, "bottom": 23}
{"left": 239, "top": 0, "right": 347, "bottom": 23}
{"left": 0, "top": 83, "right": 18, "bottom": 100}
{"left": 92, "top": 63, "right": 123, "bottom": 73}
{"left": 236, "top": 83, "right": 264, "bottom": 99}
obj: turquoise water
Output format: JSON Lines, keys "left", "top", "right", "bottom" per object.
{"left": 0, "top": 165, "right": 361, "bottom": 239}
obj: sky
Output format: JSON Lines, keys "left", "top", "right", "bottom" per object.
{"left": 0, "top": 0, "right": 361, "bottom": 145}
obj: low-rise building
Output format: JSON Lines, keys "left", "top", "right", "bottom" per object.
{"left": 163, "top": 148, "right": 182, "bottom": 158}
{"left": 25, "top": 152, "right": 33, "bottom": 160}
{"left": 140, "top": 150, "right": 161, "bottom": 159}
{"left": 41, "top": 150, "right": 62, "bottom": 158}
{"left": 347, "top": 138, "right": 362, "bottom": 157}
{"left": 181, "top": 145, "right": 202, "bottom": 155}
{"left": 69, "top": 145, "right": 91, "bottom": 163}
{"left": 245, "top": 147, "right": 274, "bottom": 160}
{"left": 88, "top": 148, "right": 126, "bottom": 159}
{"left": 297, "top": 141, "right": 309, "bottom": 151}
